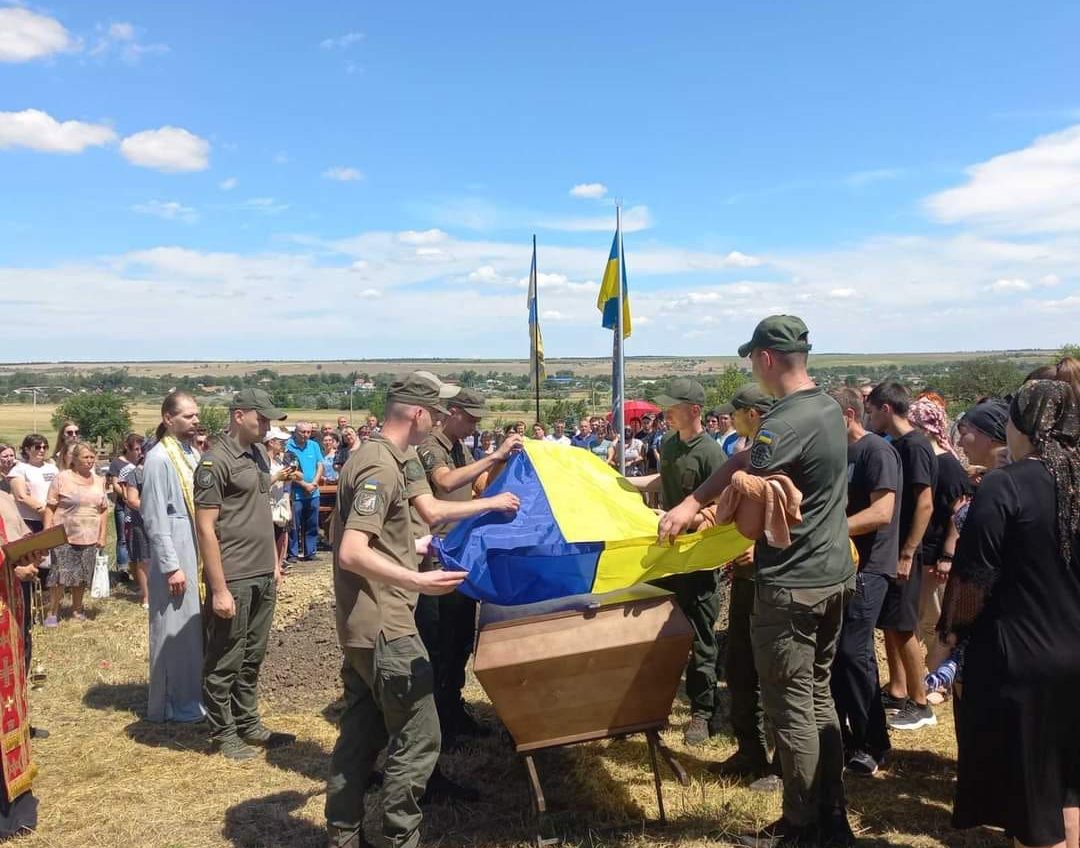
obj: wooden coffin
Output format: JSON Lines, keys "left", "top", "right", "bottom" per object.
{"left": 473, "top": 584, "right": 693, "bottom": 752}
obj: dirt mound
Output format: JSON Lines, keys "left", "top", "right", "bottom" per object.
{"left": 262, "top": 598, "right": 344, "bottom": 711}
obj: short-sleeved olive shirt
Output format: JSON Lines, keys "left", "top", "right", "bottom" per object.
{"left": 333, "top": 434, "right": 432, "bottom": 649}
{"left": 192, "top": 432, "right": 276, "bottom": 581}
{"left": 417, "top": 427, "right": 474, "bottom": 535}
{"left": 748, "top": 386, "right": 854, "bottom": 588}
{"left": 403, "top": 447, "right": 432, "bottom": 538}
{"left": 659, "top": 430, "right": 726, "bottom": 511}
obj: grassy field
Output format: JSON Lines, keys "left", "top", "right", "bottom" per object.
{"left": 0, "top": 405, "right": 371, "bottom": 449}
{"left": 0, "top": 351, "right": 1056, "bottom": 380}
{"left": 0, "top": 402, "right": 568, "bottom": 448}
{"left": 23, "top": 560, "right": 1006, "bottom": 848}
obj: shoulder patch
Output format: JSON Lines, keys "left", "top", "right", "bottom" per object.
{"left": 755, "top": 430, "right": 775, "bottom": 446}
{"left": 750, "top": 440, "right": 773, "bottom": 469}
{"left": 405, "top": 457, "right": 427, "bottom": 481}
{"left": 417, "top": 448, "right": 437, "bottom": 472}
{"left": 352, "top": 480, "right": 381, "bottom": 516}
{"left": 200, "top": 460, "right": 214, "bottom": 467}
{"left": 194, "top": 467, "right": 215, "bottom": 488}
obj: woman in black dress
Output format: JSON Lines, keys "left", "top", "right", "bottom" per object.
{"left": 940, "top": 380, "right": 1080, "bottom": 848}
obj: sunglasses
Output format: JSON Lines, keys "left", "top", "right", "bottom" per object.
{"left": 64, "top": 429, "right": 80, "bottom": 436}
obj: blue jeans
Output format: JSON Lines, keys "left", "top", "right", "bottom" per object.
{"left": 288, "top": 494, "right": 320, "bottom": 560}
{"left": 114, "top": 502, "right": 130, "bottom": 568}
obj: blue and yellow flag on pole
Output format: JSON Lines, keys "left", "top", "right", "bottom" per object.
{"left": 432, "top": 441, "right": 750, "bottom": 606}
{"left": 596, "top": 230, "right": 631, "bottom": 338}
{"left": 527, "top": 235, "right": 545, "bottom": 386}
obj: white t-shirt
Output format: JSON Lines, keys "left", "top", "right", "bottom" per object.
{"left": 7, "top": 460, "right": 60, "bottom": 522}
{"left": 545, "top": 435, "right": 572, "bottom": 446}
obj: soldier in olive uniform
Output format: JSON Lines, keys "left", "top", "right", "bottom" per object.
{"left": 415, "top": 388, "right": 523, "bottom": 747}
{"left": 651, "top": 377, "right": 728, "bottom": 746}
{"left": 661, "top": 317, "right": 856, "bottom": 848}
{"left": 326, "top": 373, "right": 519, "bottom": 848}
{"left": 193, "top": 388, "right": 296, "bottom": 761}
{"left": 710, "top": 383, "right": 780, "bottom": 784}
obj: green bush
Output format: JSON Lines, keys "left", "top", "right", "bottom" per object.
{"left": 51, "top": 393, "right": 133, "bottom": 450}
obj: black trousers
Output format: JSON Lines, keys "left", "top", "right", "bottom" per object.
{"left": 830, "top": 570, "right": 891, "bottom": 761}
{"left": 415, "top": 591, "right": 477, "bottom": 733}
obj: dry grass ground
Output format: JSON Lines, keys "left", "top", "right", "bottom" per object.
{"left": 21, "top": 563, "right": 1009, "bottom": 848}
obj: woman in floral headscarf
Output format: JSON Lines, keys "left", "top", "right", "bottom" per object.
{"left": 908, "top": 397, "right": 972, "bottom": 677}
{"left": 941, "top": 380, "right": 1080, "bottom": 848}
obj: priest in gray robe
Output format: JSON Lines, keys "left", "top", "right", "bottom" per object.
{"left": 141, "top": 391, "right": 205, "bottom": 723}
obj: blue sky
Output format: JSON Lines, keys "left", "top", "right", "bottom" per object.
{"left": 2, "top": 1, "right": 1080, "bottom": 360}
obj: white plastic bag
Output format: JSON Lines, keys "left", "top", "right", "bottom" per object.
{"left": 91, "top": 552, "right": 111, "bottom": 599}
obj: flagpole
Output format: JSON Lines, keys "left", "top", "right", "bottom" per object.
{"left": 532, "top": 234, "right": 541, "bottom": 425}
{"left": 615, "top": 203, "right": 626, "bottom": 475}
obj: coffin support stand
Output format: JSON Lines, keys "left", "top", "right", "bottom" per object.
{"left": 520, "top": 725, "right": 690, "bottom": 848}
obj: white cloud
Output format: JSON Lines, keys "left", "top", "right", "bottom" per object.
{"left": 540, "top": 204, "right": 653, "bottom": 233}
{"left": 723, "top": 251, "right": 762, "bottom": 269}
{"left": 0, "top": 109, "right": 116, "bottom": 153}
{"left": 0, "top": 8, "right": 78, "bottom": 62}
{"left": 320, "top": 32, "right": 364, "bottom": 49}
{"left": 120, "top": 126, "right": 209, "bottom": 172}
{"left": 237, "top": 197, "right": 288, "bottom": 214}
{"left": 569, "top": 183, "right": 607, "bottom": 199}
{"left": 1040, "top": 273, "right": 1061, "bottom": 287}
{"left": 219, "top": 177, "right": 238, "bottom": 191}
{"left": 89, "top": 21, "right": 168, "bottom": 63}
{"left": 828, "top": 288, "right": 858, "bottom": 298}
{"left": 468, "top": 265, "right": 503, "bottom": 284}
{"left": 132, "top": 200, "right": 198, "bottom": 224}
{"left": 397, "top": 229, "right": 448, "bottom": 245}
{"left": 989, "top": 278, "right": 1031, "bottom": 293}
{"left": 542, "top": 310, "right": 567, "bottom": 320}
{"left": 109, "top": 22, "right": 135, "bottom": 41}
{"left": 322, "top": 165, "right": 364, "bottom": 182}
{"left": 926, "top": 124, "right": 1080, "bottom": 233}
{"left": 359, "top": 288, "right": 381, "bottom": 298}
{"left": 844, "top": 168, "right": 902, "bottom": 187}
{"left": 273, "top": 151, "right": 289, "bottom": 165}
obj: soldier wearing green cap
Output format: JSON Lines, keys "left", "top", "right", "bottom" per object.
{"left": 711, "top": 382, "right": 779, "bottom": 781}
{"left": 660, "top": 316, "right": 856, "bottom": 848}
{"left": 326, "top": 372, "right": 520, "bottom": 848}
{"left": 193, "top": 388, "right": 297, "bottom": 761}
{"left": 649, "top": 376, "right": 728, "bottom": 746}
{"left": 415, "top": 388, "right": 524, "bottom": 749}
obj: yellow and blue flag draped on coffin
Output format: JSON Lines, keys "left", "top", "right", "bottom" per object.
{"left": 432, "top": 441, "right": 751, "bottom": 605}
{"left": 597, "top": 230, "right": 631, "bottom": 338}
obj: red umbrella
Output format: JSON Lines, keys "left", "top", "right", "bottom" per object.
{"left": 606, "top": 399, "right": 661, "bottom": 424}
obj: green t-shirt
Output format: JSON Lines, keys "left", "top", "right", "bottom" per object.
{"left": 659, "top": 430, "right": 726, "bottom": 511}
{"left": 748, "top": 387, "right": 854, "bottom": 588}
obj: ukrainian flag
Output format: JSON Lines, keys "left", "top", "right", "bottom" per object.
{"left": 528, "top": 236, "right": 545, "bottom": 385}
{"left": 597, "top": 231, "right": 631, "bottom": 338}
{"left": 433, "top": 441, "right": 750, "bottom": 605}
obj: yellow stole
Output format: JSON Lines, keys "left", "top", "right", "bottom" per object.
{"left": 160, "top": 436, "right": 204, "bottom": 600}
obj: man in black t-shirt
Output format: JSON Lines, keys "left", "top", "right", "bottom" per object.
{"left": 866, "top": 382, "right": 938, "bottom": 732}
{"left": 828, "top": 388, "right": 901, "bottom": 775}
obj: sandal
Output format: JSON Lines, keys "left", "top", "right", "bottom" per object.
{"left": 43, "top": 615, "right": 58, "bottom": 628}
{"left": 72, "top": 611, "right": 87, "bottom": 622}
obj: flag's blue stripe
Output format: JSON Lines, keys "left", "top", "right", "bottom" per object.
{"left": 433, "top": 450, "right": 601, "bottom": 605}
{"left": 601, "top": 297, "right": 620, "bottom": 330}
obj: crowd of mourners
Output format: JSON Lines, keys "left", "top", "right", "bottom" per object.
{"left": 0, "top": 333, "right": 1078, "bottom": 848}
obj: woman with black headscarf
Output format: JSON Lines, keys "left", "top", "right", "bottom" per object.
{"left": 941, "top": 380, "right": 1080, "bottom": 848}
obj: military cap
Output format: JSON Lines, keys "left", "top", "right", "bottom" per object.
{"left": 387, "top": 371, "right": 451, "bottom": 414}
{"left": 229, "top": 388, "right": 286, "bottom": 420}
{"left": 654, "top": 377, "right": 707, "bottom": 408}
{"left": 737, "top": 314, "right": 813, "bottom": 358}
{"left": 730, "top": 383, "right": 776, "bottom": 414}
{"left": 448, "top": 388, "right": 486, "bottom": 417}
